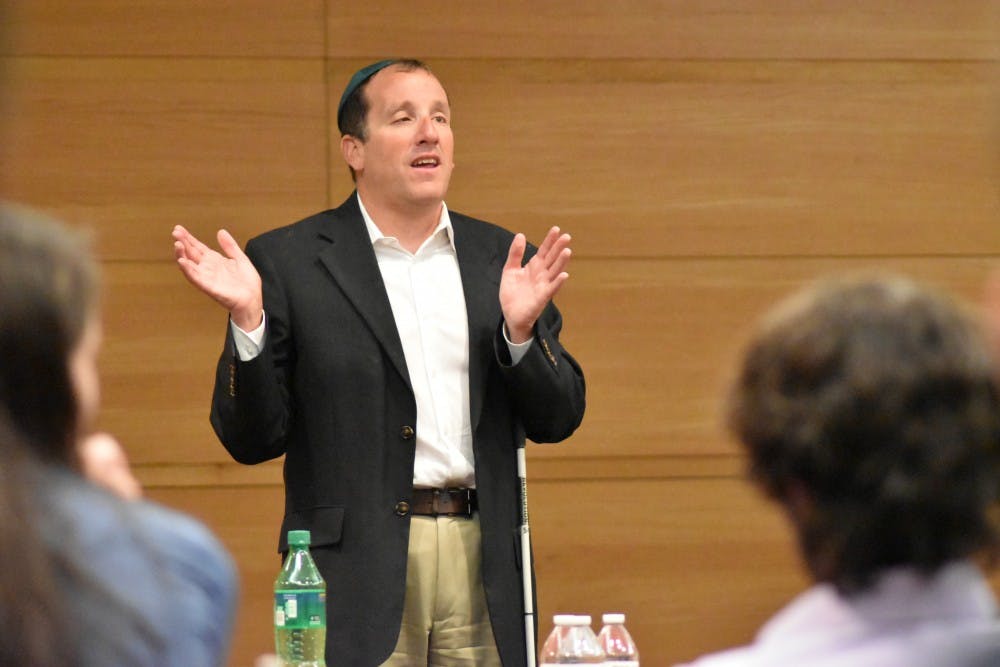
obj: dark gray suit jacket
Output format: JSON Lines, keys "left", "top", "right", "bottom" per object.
{"left": 210, "top": 194, "right": 586, "bottom": 666}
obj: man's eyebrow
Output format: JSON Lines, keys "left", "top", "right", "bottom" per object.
{"left": 380, "top": 99, "right": 450, "bottom": 118}
{"left": 386, "top": 101, "right": 415, "bottom": 114}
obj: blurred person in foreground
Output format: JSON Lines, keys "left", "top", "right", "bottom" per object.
{"left": 0, "top": 202, "right": 238, "bottom": 666}
{"left": 678, "top": 274, "right": 1000, "bottom": 667}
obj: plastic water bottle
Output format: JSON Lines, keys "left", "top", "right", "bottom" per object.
{"left": 597, "top": 613, "right": 639, "bottom": 665}
{"left": 539, "top": 614, "right": 605, "bottom": 665}
{"left": 274, "top": 530, "right": 326, "bottom": 666}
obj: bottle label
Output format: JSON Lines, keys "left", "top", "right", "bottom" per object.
{"left": 274, "top": 589, "right": 326, "bottom": 629}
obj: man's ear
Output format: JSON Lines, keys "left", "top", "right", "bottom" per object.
{"left": 341, "top": 134, "right": 364, "bottom": 172}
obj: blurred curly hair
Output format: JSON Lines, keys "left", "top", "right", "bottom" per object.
{"left": 727, "top": 274, "right": 1000, "bottom": 594}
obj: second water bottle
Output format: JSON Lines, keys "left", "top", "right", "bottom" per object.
{"left": 597, "top": 613, "right": 639, "bottom": 665}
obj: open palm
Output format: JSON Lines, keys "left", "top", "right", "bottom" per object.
{"left": 172, "top": 225, "right": 263, "bottom": 330}
{"left": 500, "top": 226, "right": 572, "bottom": 343}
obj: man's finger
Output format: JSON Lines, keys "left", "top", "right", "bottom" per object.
{"left": 546, "top": 247, "right": 572, "bottom": 279}
{"left": 536, "top": 234, "right": 572, "bottom": 275}
{"left": 505, "top": 233, "right": 527, "bottom": 270}
{"left": 534, "top": 226, "right": 560, "bottom": 260}
{"left": 216, "top": 229, "right": 245, "bottom": 261}
{"left": 172, "top": 224, "right": 210, "bottom": 262}
{"left": 550, "top": 271, "right": 569, "bottom": 296}
{"left": 175, "top": 255, "right": 210, "bottom": 291}
{"left": 536, "top": 270, "right": 570, "bottom": 305}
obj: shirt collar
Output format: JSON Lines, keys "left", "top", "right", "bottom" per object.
{"left": 356, "top": 192, "right": 456, "bottom": 253}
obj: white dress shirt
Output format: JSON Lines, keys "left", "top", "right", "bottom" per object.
{"left": 676, "top": 560, "right": 1000, "bottom": 667}
{"left": 230, "top": 195, "right": 532, "bottom": 489}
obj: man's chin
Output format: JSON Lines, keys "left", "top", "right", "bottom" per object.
{"left": 408, "top": 180, "right": 450, "bottom": 205}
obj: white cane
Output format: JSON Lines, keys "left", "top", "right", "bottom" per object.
{"left": 518, "top": 446, "right": 537, "bottom": 667}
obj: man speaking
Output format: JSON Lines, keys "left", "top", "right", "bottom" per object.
{"left": 173, "top": 59, "right": 586, "bottom": 666}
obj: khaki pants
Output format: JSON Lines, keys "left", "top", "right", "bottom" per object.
{"left": 381, "top": 514, "right": 502, "bottom": 667}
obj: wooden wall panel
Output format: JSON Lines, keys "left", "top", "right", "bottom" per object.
{"left": 0, "top": 1, "right": 326, "bottom": 57}
{"left": 532, "top": 255, "right": 999, "bottom": 460}
{"left": 383, "top": 59, "right": 998, "bottom": 259}
{"left": 326, "top": 1, "right": 1000, "bottom": 60}
{"left": 97, "top": 262, "right": 230, "bottom": 465}
{"left": 0, "top": 57, "right": 329, "bottom": 261}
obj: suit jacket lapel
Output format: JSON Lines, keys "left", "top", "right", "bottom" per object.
{"left": 315, "top": 195, "right": 412, "bottom": 391}
{"left": 453, "top": 215, "right": 503, "bottom": 431}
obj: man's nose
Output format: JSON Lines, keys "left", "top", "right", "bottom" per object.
{"left": 416, "top": 115, "right": 439, "bottom": 143}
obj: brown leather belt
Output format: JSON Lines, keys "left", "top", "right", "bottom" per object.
{"left": 410, "top": 487, "right": 477, "bottom": 518}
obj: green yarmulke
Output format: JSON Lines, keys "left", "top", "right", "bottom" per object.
{"left": 337, "top": 59, "right": 395, "bottom": 130}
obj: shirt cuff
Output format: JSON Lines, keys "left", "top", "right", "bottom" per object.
{"left": 503, "top": 322, "right": 533, "bottom": 366}
{"left": 230, "top": 312, "right": 266, "bottom": 361}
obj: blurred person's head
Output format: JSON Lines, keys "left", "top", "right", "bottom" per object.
{"left": 727, "top": 274, "right": 1000, "bottom": 594}
{"left": 0, "top": 204, "right": 157, "bottom": 666}
{"left": 0, "top": 202, "right": 101, "bottom": 464}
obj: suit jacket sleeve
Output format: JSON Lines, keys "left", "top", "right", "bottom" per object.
{"left": 210, "top": 237, "right": 295, "bottom": 464}
{"left": 493, "top": 298, "right": 585, "bottom": 443}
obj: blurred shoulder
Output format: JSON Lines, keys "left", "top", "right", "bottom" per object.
{"left": 41, "top": 465, "right": 236, "bottom": 589}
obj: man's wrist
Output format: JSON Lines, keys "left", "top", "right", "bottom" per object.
{"left": 231, "top": 307, "right": 263, "bottom": 332}
{"left": 504, "top": 321, "right": 533, "bottom": 344}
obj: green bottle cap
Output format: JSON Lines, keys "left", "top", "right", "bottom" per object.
{"left": 288, "top": 530, "right": 311, "bottom": 546}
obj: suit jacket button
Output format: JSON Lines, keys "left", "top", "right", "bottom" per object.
{"left": 395, "top": 501, "right": 410, "bottom": 516}
{"left": 400, "top": 425, "right": 415, "bottom": 439}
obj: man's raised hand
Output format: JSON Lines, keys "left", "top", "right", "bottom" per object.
{"left": 172, "top": 225, "right": 264, "bottom": 331}
{"left": 500, "top": 226, "right": 572, "bottom": 344}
